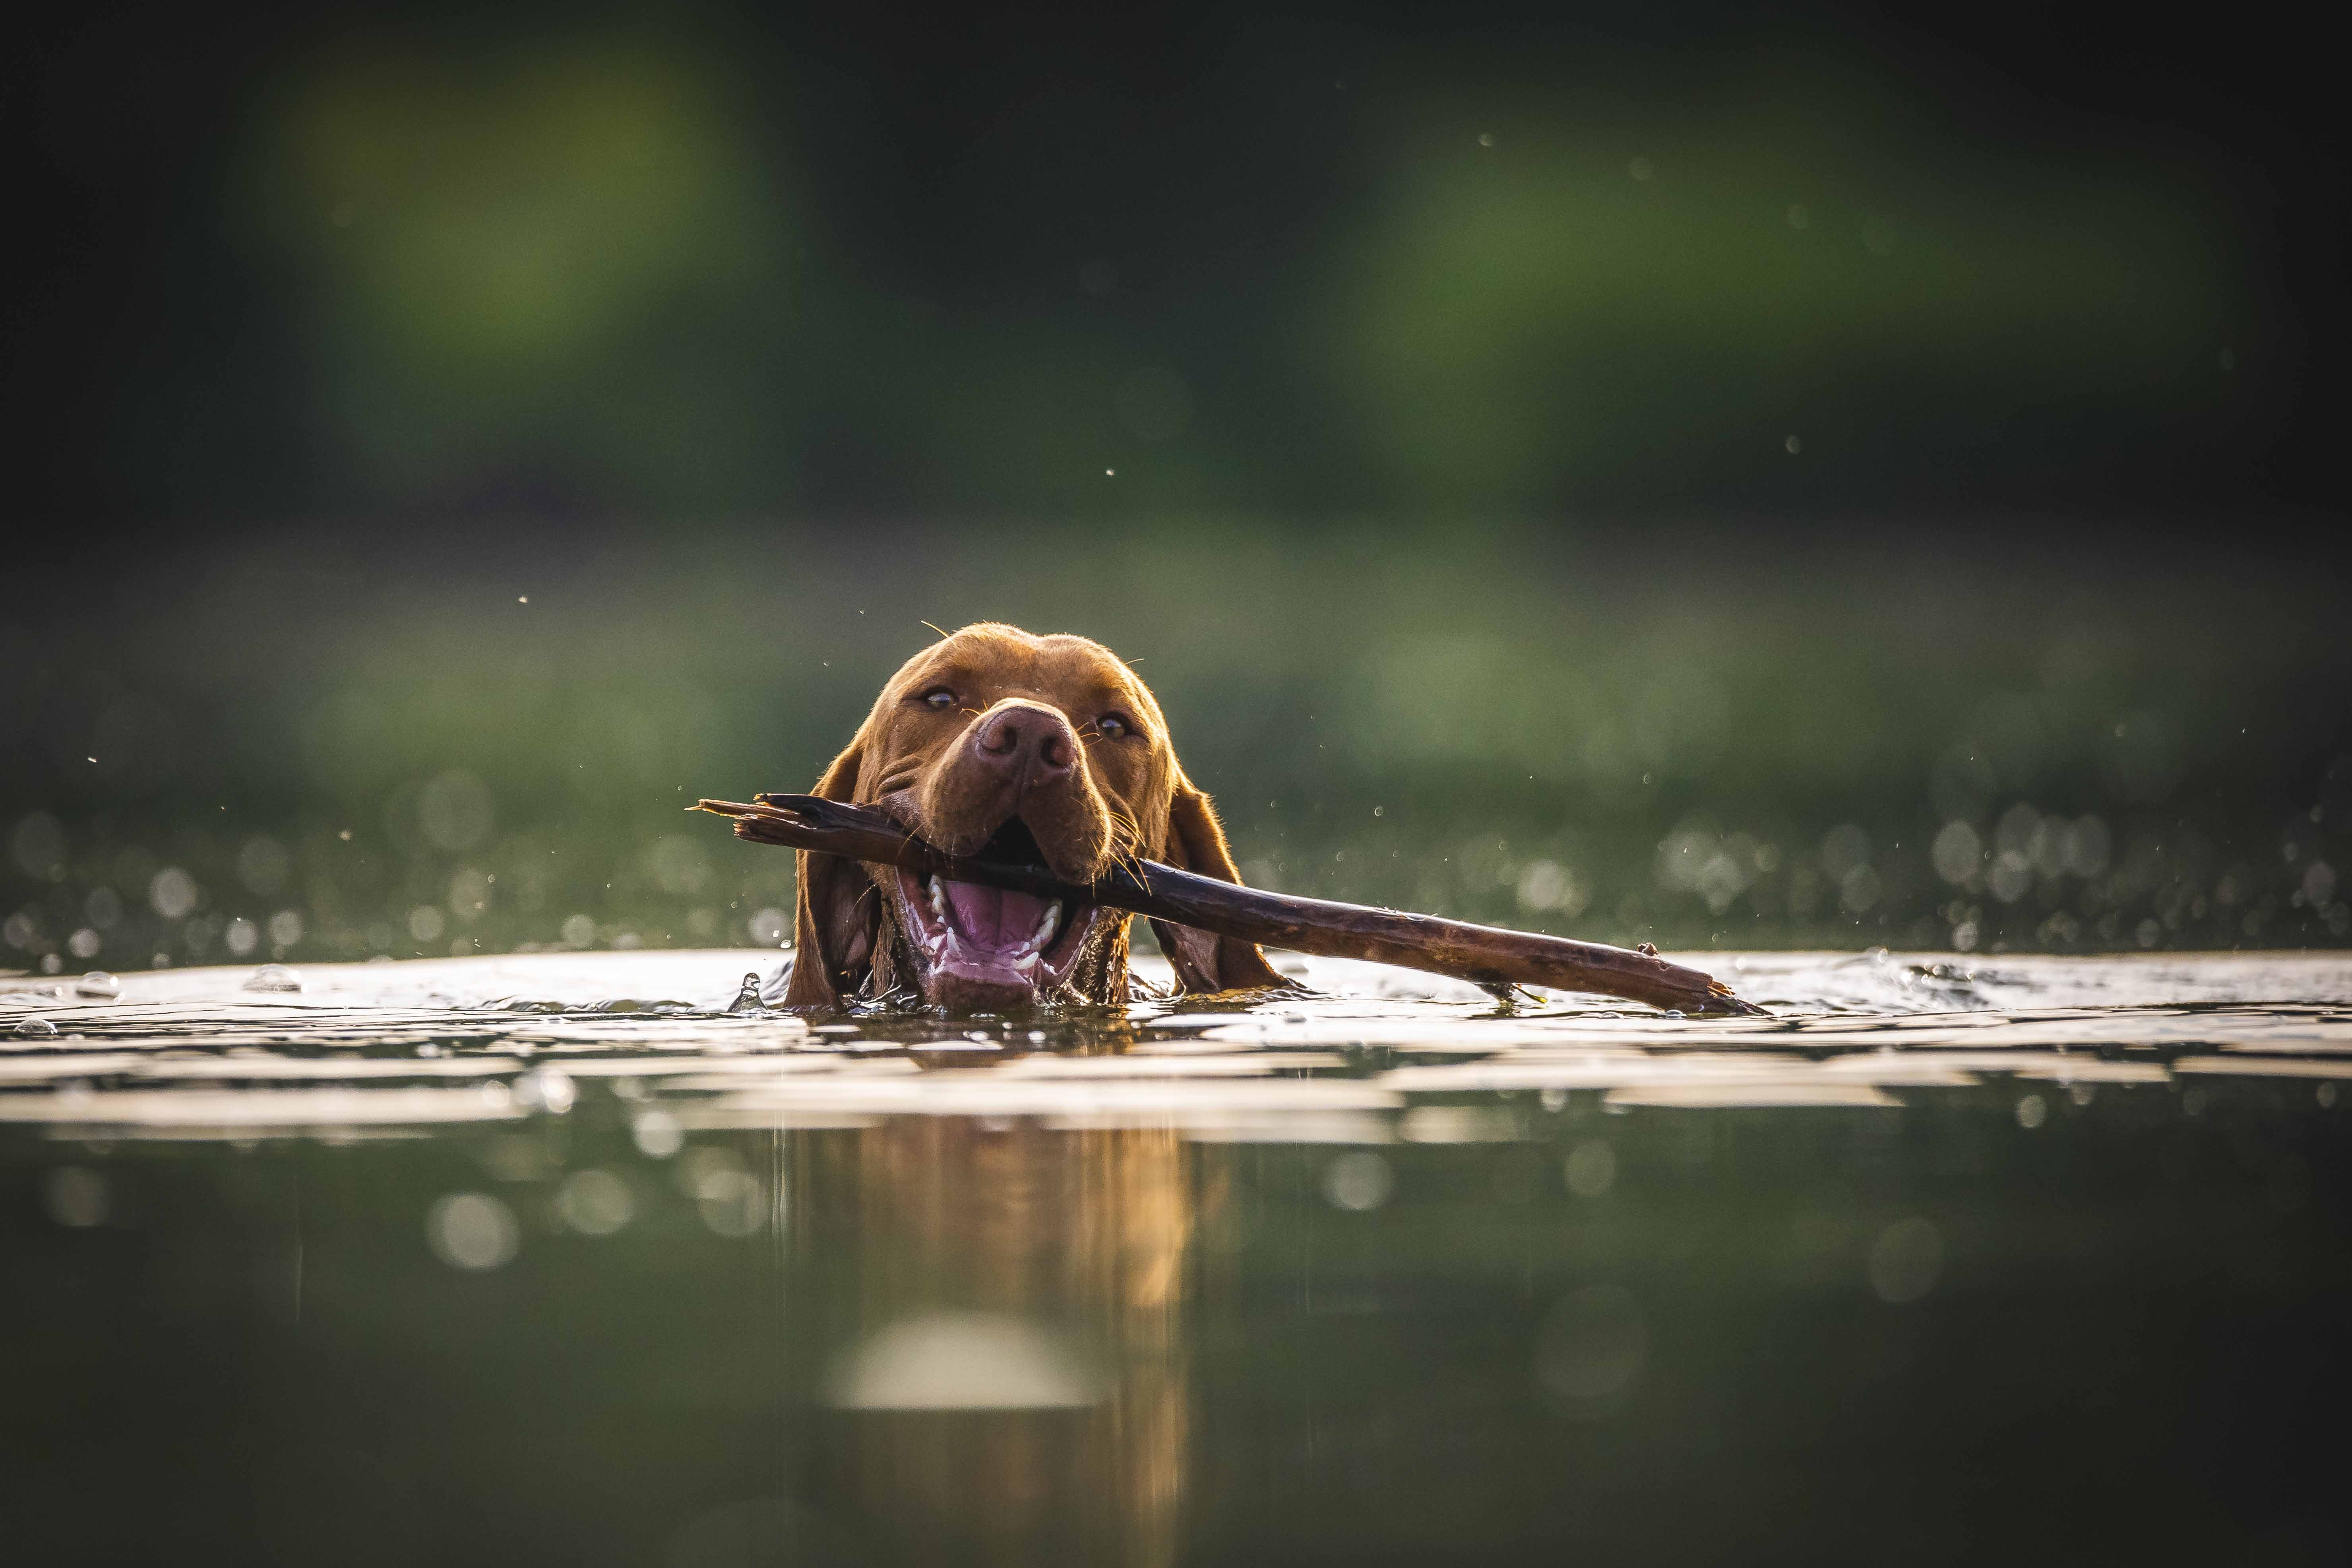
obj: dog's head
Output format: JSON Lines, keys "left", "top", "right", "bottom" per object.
{"left": 781, "top": 623, "right": 1285, "bottom": 1012}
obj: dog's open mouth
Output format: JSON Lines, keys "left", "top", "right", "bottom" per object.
{"left": 887, "top": 817, "right": 1108, "bottom": 1010}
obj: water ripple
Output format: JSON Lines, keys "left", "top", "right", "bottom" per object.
{"left": 0, "top": 949, "right": 2345, "bottom": 1140}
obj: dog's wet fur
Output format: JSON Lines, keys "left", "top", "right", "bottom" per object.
{"left": 773, "top": 623, "right": 1285, "bottom": 1013}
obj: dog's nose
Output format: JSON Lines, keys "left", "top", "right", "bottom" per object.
{"left": 972, "top": 703, "right": 1077, "bottom": 785}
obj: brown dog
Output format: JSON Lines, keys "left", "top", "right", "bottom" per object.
{"left": 781, "top": 623, "right": 1286, "bottom": 1012}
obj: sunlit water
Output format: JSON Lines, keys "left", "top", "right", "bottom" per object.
{"left": 5, "top": 950, "right": 2347, "bottom": 1564}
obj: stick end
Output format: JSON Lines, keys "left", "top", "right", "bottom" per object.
{"left": 1704, "top": 985, "right": 1770, "bottom": 1018}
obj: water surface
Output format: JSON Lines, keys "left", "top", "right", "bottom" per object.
{"left": 4, "top": 951, "right": 2346, "bottom": 1564}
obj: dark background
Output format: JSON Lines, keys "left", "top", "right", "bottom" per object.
{"left": 3, "top": 0, "right": 2347, "bottom": 971}
{"left": 10, "top": 0, "right": 2350, "bottom": 525}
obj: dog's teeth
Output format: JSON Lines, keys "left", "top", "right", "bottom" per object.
{"left": 928, "top": 876, "right": 947, "bottom": 923}
{"left": 1033, "top": 902, "right": 1060, "bottom": 949}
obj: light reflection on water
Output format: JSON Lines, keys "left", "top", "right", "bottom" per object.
{"left": 2, "top": 949, "right": 2348, "bottom": 1564}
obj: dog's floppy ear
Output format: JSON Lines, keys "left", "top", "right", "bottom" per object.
{"left": 1151, "top": 770, "right": 1288, "bottom": 994}
{"left": 782, "top": 740, "right": 880, "bottom": 1009}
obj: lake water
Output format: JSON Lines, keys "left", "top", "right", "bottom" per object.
{"left": 4, "top": 950, "right": 2347, "bottom": 1565}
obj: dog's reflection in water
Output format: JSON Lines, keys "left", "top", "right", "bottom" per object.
{"left": 820, "top": 1116, "right": 1201, "bottom": 1567}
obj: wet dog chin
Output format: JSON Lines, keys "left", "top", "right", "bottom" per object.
{"left": 890, "top": 869, "right": 1106, "bottom": 1012}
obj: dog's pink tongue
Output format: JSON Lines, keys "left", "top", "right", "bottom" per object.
{"left": 943, "top": 880, "right": 1049, "bottom": 951}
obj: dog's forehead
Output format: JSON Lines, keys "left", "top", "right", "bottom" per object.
{"left": 891, "top": 627, "right": 1153, "bottom": 713}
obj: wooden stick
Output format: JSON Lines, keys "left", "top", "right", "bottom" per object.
{"left": 695, "top": 794, "right": 1762, "bottom": 1016}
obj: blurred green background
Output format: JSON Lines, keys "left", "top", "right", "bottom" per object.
{"left": 6, "top": 525, "right": 2345, "bottom": 970}
{"left": 4, "top": 2, "right": 2346, "bottom": 971}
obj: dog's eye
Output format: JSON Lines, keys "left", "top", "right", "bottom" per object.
{"left": 921, "top": 688, "right": 955, "bottom": 711}
{"left": 1097, "top": 714, "right": 1130, "bottom": 739}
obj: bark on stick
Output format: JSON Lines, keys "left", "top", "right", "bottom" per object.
{"left": 695, "top": 794, "right": 1763, "bottom": 1016}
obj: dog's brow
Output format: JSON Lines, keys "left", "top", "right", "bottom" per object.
{"left": 901, "top": 658, "right": 971, "bottom": 691}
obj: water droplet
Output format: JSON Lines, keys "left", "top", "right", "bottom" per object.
{"left": 14, "top": 1016, "right": 58, "bottom": 1037}
{"left": 242, "top": 963, "right": 302, "bottom": 994}
{"left": 515, "top": 1067, "right": 576, "bottom": 1115}
{"left": 426, "top": 1193, "right": 520, "bottom": 1270}
{"left": 147, "top": 866, "right": 198, "bottom": 920}
{"left": 632, "top": 1110, "right": 684, "bottom": 1158}
{"left": 223, "top": 917, "right": 260, "bottom": 957}
{"left": 74, "top": 971, "right": 121, "bottom": 1000}
{"left": 727, "top": 972, "right": 763, "bottom": 1012}
{"left": 555, "top": 1169, "right": 634, "bottom": 1235}
{"left": 696, "top": 1167, "right": 767, "bottom": 1237}
{"left": 1322, "top": 1151, "right": 1393, "bottom": 1211}
{"left": 1564, "top": 1140, "right": 1616, "bottom": 1197}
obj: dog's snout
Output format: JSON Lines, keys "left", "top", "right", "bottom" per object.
{"left": 971, "top": 704, "right": 1077, "bottom": 784}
